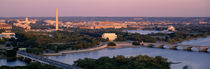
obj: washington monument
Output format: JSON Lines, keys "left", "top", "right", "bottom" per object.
{"left": 56, "top": 8, "right": 59, "bottom": 31}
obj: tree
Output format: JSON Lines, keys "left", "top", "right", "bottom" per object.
{"left": 74, "top": 55, "right": 170, "bottom": 69}
{"left": 107, "top": 42, "right": 116, "bottom": 46}
{"left": 132, "top": 41, "right": 140, "bottom": 45}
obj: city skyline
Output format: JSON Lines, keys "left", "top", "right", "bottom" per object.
{"left": 0, "top": 0, "right": 210, "bottom": 17}
{"left": 0, "top": 0, "right": 210, "bottom": 69}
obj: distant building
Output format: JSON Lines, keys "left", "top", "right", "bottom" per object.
{"left": 0, "top": 23, "right": 12, "bottom": 29}
{"left": 0, "top": 20, "right": 6, "bottom": 23}
{"left": 199, "top": 21, "right": 208, "bottom": 24}
{"left": 56, "top": 8, "right": 59, "bottom": 31}
{"left": 0, "top": 32, "right": 16, "bottom": 39}
{"left": 14, "top": 17, "right": 36, "bottom": 30}
{"left": 102, "top": 33, "right": 117, "bottom": 41}
{"left": 77, "top": 21, "right": 127, "bottom": 29}
{"left": 168, "top": 26, "right": 175, "bottom": 31}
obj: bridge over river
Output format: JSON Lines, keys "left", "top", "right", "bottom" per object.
{"left": 17, "top": 51, "right": 80, "bottom": 69}
{"left": 143, "top": 43, "right": 210, "bottom": 52}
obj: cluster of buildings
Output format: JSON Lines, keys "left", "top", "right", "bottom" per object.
{"left": 57, "top": 21, "right": 179, "bottom": 30}
{"left": 43, "top": 19, "right": 177, "bottom": 31}
{"left": 44, "top": 20, "right": 63, "bottom": 27}
{"left": 59, "top": 21, "right": 141, "bottom": 29}
{"left": 26, "top": 8, "right": 60, "bottom": 32}
{"left": 13, "top": 17, "right": 36, "bottom": 30}
{"left": 77, "top": 21, "right": 127, "bottom": 29}
{"left": 0, "top": 23, "right": 12, "bottom": 29}
{"left": 19, "top": 18, "right": 177, "bottom": 32}
{"left": 3, "top": 9, "right": 193, "bottom": 32}
{"left": 0, "top": 32, "right": 16, "bottom": 39}
{"left": 0, "top": 22, "right": 16, "bottom": 39}
{"left": 44, "top": 21, "right": 129, "bottom": 29}
{"left": 0, "top": 17, "right": 177, "bottom": 33}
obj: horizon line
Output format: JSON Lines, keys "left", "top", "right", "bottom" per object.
{"left": 0, "top": 16, "right": 210, "bottom": 18}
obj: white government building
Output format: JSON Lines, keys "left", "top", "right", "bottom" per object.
{"left": 0, "top": 32, "right": 16, "bottom": 39}
{"left": 167, "top": 26, "right": 176, "bottom": 31}
{"left": 102, "top": 33, "right": 117, "bottom": 41}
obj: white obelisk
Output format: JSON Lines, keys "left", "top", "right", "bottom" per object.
{"left": 56, "top": 8, "right": 59, "bottom": 31}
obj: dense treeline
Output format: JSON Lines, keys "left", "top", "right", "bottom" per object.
{"left": 75, "top": 29, "right": 156, "bottom": 42}
{"left": 116, "top": 32, "right": 156, "bottom": 42}
{"left": 3, "top": 26, "right": 209, "bottom": 54}
{"left": 150, "top": 31, "right": 209, "bottom": 44}
{"left": 176, "top": 24, "right": 210, "bottom": 33}
{"left": 166, "top": 32, "right": 209, "bottom": 44}
{"left": 0, "top": 62, "right": 61, "bottom": 69}
{"left": 148, "top": 23, "right": 210, "bottom": 44}
{"left": 13, "top": 31, "right": 101, "bottom": 54}
{"left": 74, "top": 55, "right": 170, "bottom": 69}
{"left": 7, "top": 28, "right": 156, "bottom": 54}
{"left": 107, "top": 42, "right": 116, "bottom": 46}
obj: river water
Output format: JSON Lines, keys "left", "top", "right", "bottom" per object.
{"left": 48, "top": 47, "right": 210, "bottom": 69}
{"left": 1, "top": 36, "right": 210, "bottom": 69}
{"left": 0, "top": 59, "right": 27, "bottom": 66}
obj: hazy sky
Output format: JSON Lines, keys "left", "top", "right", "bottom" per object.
{"left": 0, "top": 0, "right": 210, "bottom": 17}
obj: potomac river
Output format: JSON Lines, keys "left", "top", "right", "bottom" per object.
{"left": 47, "top": 36, "right": 210, "bottom": 69}
{"left": 47, "top": 47, "right": 210, "bottom": 69}
{"left": 1, "top": 36, "right": 210, "bottom": 69}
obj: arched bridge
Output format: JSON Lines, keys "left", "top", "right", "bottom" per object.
{"left": 143, "top": 43, "right": 210, "bottom": 52}
{"left": 17, "top": 51, "right": 80, "bottom": 69}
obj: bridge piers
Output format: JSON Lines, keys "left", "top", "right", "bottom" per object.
{"left": 170, "top": 46, "right": 177, "bottom": 49}
{"left": 191, "top": 47, "right": 200, "bottom": 52}
{"left": 153, "top": 45, "right": 164, "bottom": 48}
{"left": 17, "top": 54, "right": 26, "bottom": 60}
{"left": 183, "top": 46, "right": 192, "bottom": 51}
{"left": 199, "top": 47, "right": 209, "bottom": 52}
{"left": 207, "top": 48, "right": 210, "bottom": 52}
{"left": 138, "top": 43, "right": 210, "bottom": 53}
{"left": 163, "top": 45, "right": 176, "bottom": 49}
{"left": 163, "top": 45, "right": 170, "bottom": 49}
{"left": 176, "top": 46, "right": 184, "bottom": 50}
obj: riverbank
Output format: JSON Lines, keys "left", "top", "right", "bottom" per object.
{"left": 110, "top": 41, "right": 210, "bottom": 53}
{"left": 43, "top": 43, "right": 108, "bottom": 56}
{"left": 47, "top": 43, "right": 210, "bottom": 69}
{"left": 43, "top": 36, "right": 210, "bottom": 56}
{"left": 43, "top": 41, "right": 170, "bottom": 56}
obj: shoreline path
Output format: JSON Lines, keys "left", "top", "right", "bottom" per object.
{"left": 43, "top": 42, "right": 108, "bottom": 56}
